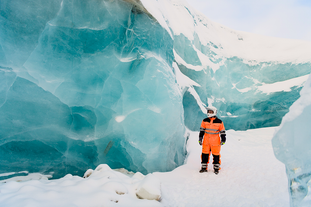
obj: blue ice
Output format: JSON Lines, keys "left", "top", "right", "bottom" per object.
{"left": 0, "top": 0, "right": 185, "bottom": 178}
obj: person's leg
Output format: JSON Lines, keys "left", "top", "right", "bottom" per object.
{"left": 200, "top": 144, "right": 211, "bottom": 173}
{"left": 199, "top": 153, "right": 209, "bottom": 172}
{"left": 201, "top": 153, "right": 210, "bottom": 164}
{"left": 211, "top": 145, "right": 221, "bottom": 174}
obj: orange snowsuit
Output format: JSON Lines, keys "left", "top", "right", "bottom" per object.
{"left": 199, "top": 116, "right": 225, "bottom": 164}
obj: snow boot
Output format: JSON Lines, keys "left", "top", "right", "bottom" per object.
{"left": 199, "top": 163, "right": 207, "bottom": 173}
{"left": 213, "top": 164, "right": 220, "bottom": 175}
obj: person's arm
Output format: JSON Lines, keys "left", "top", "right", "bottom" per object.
{"left": 220, "top": 122, "right": 226, "bottom": 145}
{"left": 199, "top": 122, "right": 205, "bottom": 145}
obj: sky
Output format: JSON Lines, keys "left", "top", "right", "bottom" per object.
{"left": 187, "top": 0, "right": 311, "bottom": 42}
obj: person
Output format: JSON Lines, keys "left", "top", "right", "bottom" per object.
{"left": 198, "top": 106, "right": 226, "bottom": 174}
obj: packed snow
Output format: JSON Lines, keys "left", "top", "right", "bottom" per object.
{"left": 0, "top": 127, "right": 289, "bottom": 207}
{"left": 257, "top": 74, "right": 309, "bottom": 95}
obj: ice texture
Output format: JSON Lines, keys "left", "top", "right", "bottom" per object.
{"left": 1, "top": 0, "right": 311, "bottom": 179}
{"left": 272, "top": 74, "right": 311, "bottom": 207}
{"left": 181, "top": 59, "right": 310, "bottom": 130}
{"left": 0, "top": 0, "right": 185, "bottom": 178}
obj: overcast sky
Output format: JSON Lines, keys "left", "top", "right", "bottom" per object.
{"left": 187, "top": 0, "right": 311, "bottom": 41}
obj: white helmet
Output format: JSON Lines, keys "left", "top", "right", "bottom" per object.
{"left": 206, "top": 106, "right": 217, "bottom": 118}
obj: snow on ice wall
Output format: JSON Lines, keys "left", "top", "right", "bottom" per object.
{"left": 272, "top": 75, "right": 311, "bottom": 207}
{"left": 0, "top": 0, "right": 186, "bottom": 178}
{"left": 1, "top": 0, "right": 311, "bottom": 178}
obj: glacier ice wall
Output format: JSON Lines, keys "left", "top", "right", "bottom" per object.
{"left": 145, "top": 0, "right": 311, "bottom": 131}
{"left": 272, "top": 74, "right": 311, "bottom": 207}
{"left": 0, "top": 0, "right": 186, "bottom": 178}
{"left": 180, "top": 58, "right": 310, "bottom": 130}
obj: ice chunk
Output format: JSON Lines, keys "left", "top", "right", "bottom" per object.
{"left": 83, "top": 169, "right": 93, "bottom": 178}
{"left": 136, "top": 174, "right": 161, "bottom": 201}
{"left": 95, "top": 164, "right": 112, "bottom": 173}
{"left": 132, "top": 172, "right": 145, "bottom": 182}
{"left": 272, "top": 74, "right": 311, "bottom": 206}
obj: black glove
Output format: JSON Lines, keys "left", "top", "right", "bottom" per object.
{"left": 199, "top": 137, "right": 203, "bottom": 145}
{"left": 221, "top": 134, "right": 226, "bottom": 145}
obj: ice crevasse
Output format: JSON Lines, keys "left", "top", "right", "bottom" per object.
{"left": 1, "top": 0, "right": 311, "bottom": 181}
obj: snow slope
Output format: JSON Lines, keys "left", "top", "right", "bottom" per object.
{"left": 141, "top": 0, "right": 311, "bottom": 64}
{"left": 0, "top": 127, "right": 289, "bottom": 207}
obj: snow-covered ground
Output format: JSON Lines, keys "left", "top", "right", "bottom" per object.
{"left": 156, "top": 128, "right": 289, "bottom": 207}
{"left": 0, "top": 127, "right": 289, "bottom": 207}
